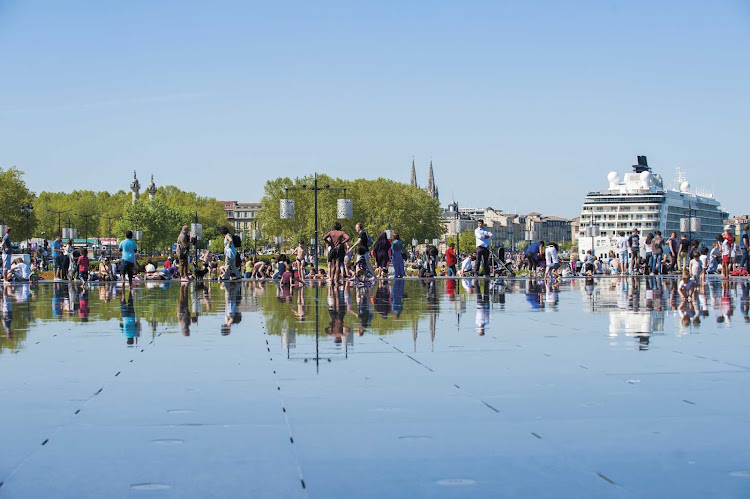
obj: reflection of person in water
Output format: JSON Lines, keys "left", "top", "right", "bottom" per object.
{"left": 355, "top": 284, "right": 372, "bottom": 336}
{"left": 177, "top": 282, "right": 192, "bottom": 336}
{"left": 52, "top": 282, "right": 64, "bottom": 318}
{"left": 717, "top": 281, "right": 733, "bottom": 324}
{"left": 525, "top": 279, "right": 542, "bottom": 310}
{"left": 374, "top": 281, "right": 391, "bottom": 319}
{"left": 221, "top": 282, "right": 242, "bottom": 336}
{"left": 120, "top": 289, "right": 141, "bottom": 346}
{"left": 2, "top": 283, "right": 13, "bottom": 336}
{"left": 78, "top": 286, "right": 90, "bottom": 322}
{"left": 292, "top": 285, "right": 305, "bottom": 322}
{"left": 392, "top": 279, "right": 405, "bottom": 319}
{"left": 740, "top": 283, "right": 750, "bottom": 322}
{"left": 326, "top": 284, "right": 350, "bottom": 342}
{"left": 475, "top": 280, "right": 490, "bottom": 335}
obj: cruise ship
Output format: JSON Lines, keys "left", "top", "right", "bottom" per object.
{"left": 577, "top": 156, "right": 728, "bottom": 260}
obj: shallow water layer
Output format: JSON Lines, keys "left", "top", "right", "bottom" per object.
{"left": 1, "top": 277, "right": 749, "bottom": 498}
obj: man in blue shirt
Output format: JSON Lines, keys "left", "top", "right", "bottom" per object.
{"left": 118, "top": 231, "right": 139, "bottom": 287}
{"left": 741, "top": 225, "right": 749, "bottom": 272}
{"left": 525, "top": 240, "right": 545, "bottom": 277}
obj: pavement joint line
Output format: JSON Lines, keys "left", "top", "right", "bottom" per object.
{"left": 597, "top": 473, "right": 616, "bottom": 485}
{"left": 405, "top": 355, "right": 434, "bottom": 372}
{"left": 480, "top": 401, "right": 500, "bottom": 413}
{"left": 683, "top": 399, "right": 696, "bottom": 405}
{"left": 531, "top": 432, "right": 542, "bottom": 439}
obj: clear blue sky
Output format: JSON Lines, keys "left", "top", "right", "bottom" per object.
{"left": 1, "top": 1, "right": 747, "bottom": 217}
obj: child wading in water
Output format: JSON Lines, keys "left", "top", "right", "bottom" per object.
{"left": 77, "top": 248, "right": 90, "bottom": 287}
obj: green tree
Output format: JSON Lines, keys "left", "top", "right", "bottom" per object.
{"left": 0, "top": 167, "right": 37, "bottom": 241}
{"left": 257, "top": 175, "right": 442, "bottom": 246}
{"left": 445, "top": 230, "right": 476, "bottom": 252}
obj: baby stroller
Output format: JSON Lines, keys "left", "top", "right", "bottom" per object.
{"left": 491, "top": 248, "right": 515, "bottom": 277}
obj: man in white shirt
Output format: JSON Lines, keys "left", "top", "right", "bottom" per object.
{"left": 545, "top": 243, "right": 560, "bottom": 280}
{"left": 10, "top": 258, "right": 30, "bottom": 281}
{"left": 474, "top": 219, "right": 492, "bottom": 277}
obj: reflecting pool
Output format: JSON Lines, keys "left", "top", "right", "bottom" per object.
{"left": 1, "top": 277, "right": 749, "bottom": 498}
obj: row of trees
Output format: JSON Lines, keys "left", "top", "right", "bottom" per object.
{"left": 0, "top": 167, "right": 228, "bottom": 253}
{"left": 2, "top": 167, "right": 445, "bottom": 255}
{"left": 256, "top": 174, "right": 443, "bottom": 246}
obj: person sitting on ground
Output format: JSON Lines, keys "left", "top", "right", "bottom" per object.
{"left": 460, "top": 254, "right": 476, "bottom": 276}
{"left": 143, "top": 261, "right": 166, "bottom": 280}
{"left": 9, "top": 258, "right": 30, "bottom": 282}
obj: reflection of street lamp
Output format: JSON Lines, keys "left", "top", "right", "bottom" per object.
{"left": 20, "top": 203, "right": 33, "bottom": 254}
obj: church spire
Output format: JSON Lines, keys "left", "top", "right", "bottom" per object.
{"left": 410, "top": 158, "right": 418, "bottom": 188}
{"left": 426, "top": 160, "right": 437, "bottom": 199}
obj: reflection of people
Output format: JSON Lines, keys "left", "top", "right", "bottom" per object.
{"left": 392, "top": 279, "right": 405, "bottom": 318}
{"left": 120, "top": 289, "right": 140, "bottom": 346}
{"left": 78, "top": 287, "right": 90, "bottom": 322}
{"left": 2, "top": 283, "right": 13, "bottom": 335}
{"left": 177, "top": 282, "right": 191, "bottom": 336}
{"left": 374, "top": 281, "right": 391, "bottom": 318}
{"left": 221, "top": 282, "right": 242, "bottom": 335}
{"left": 475, "top": 280, "right": 490, "bottom": 335}
{"left": 326, "top": 284, "right": 351, "bottom": 341}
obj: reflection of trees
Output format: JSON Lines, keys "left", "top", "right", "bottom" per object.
{"left": 259, "top": 282, "right": 440, "bottom": 337}
{"left": 0, "top": 283, "right": 190, "bottom": 357}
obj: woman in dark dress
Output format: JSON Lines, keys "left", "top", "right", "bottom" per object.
{"left": 373, "top": 231, "right": 392, "bottom": 278}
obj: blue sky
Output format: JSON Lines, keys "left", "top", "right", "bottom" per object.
{"left": 0, "top": 1, "right": 747, "bottom": 217}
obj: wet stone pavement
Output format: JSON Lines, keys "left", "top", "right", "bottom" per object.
{"left": 1, "top": 277, "right": 749, "bottom": 498}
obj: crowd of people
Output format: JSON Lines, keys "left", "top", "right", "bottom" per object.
{"left": 4, "top": 221, "right": 750, "bottom": 289}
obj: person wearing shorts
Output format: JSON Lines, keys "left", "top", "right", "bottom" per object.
{"left": 323, "top": 222, "right": 349, "bottom": 285}
{"left": 119, "top": 230, "right": 139, "bottom": 287}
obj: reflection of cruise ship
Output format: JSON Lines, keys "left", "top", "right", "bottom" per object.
{"left": 577, "top": 156, "right": 729, "bottom": 260}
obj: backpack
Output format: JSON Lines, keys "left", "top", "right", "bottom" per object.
{"left": 232, "top": 234, "right": 242, "bottom": 250}
{"left": 366, "top": 232, "right": 373, "bottom": 248}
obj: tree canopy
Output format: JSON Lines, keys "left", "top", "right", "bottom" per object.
{"left": 256, "top": 175, "right": 442, "bottom": 246}
{"left": 1, "top": 166, "right": 227, "bottom": 253}
{"left": 0, "top": 167, "right": 36, "bottom": 237}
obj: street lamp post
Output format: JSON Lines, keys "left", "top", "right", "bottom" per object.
{"left": 102, "top": 215, "right": 116, "bottom": 260}
{"left": 252, "top": 221, "right": 259, "bottom": 256}
{"left": 20, "top": 203, "right": 33, "bottom": 254}
{"left": 191, "top": 210, "right": 202, "bottom": 269}
{"left": 46, "top": 208, "right": 72, "bottom": 237}
{"left": 77, "top": 212, "right": 96, "bottom": 251}
{"left": 280, "top": 173, "right": 351, "bottom": 271}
